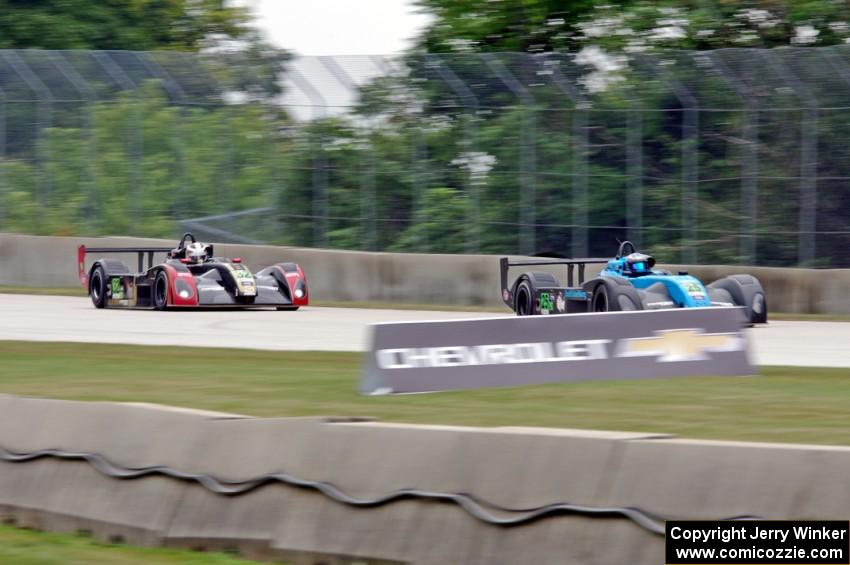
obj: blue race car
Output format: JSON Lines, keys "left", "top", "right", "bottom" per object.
{"left": 500, "top": 241, "right": 767, "bottom": 324}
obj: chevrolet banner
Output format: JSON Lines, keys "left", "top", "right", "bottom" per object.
{"left": 361, "top": 307, "right": 752, "bottom": 394}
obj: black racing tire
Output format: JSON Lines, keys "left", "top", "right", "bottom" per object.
{"left": 515, "top": 279, "right": 535, "bottom": 316}
{"left": 707, "top": 275, "right": 768, "bottom": 324}
{"left": 592, "top": 284, "right": 610, "bottom": 312}
{"left": 276, "top": 306, "right": 300, "bottom": 311}
{"left": 153, "top": 271, "right": 169, "bottom": 311}
{"left": 89, "top": 265, "right": 107, "bottom": 309}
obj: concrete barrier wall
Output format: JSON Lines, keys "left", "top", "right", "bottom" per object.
{"left": 2, "top": 232, "right": 849, "bottom": 313}
{"left": 2, "top": 396, "right": 850, "bottom": 564}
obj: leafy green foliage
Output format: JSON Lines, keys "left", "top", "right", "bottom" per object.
{"left": 391, "top": 186, "right": 470, "bottom": 253}
{"left": 414, "top": 0, "right": 597, "bottom": 53}
{"left": 0, "top": 0, "right": 289, "bottom": 103}
{"left": 0, "top": 83, "right": 284, "bottom": 239}
{"left": 414, "top": 0, "right": 850, "bottom": 53}
{"left": 0, "top": 0, "right": 252, "bottom": 51}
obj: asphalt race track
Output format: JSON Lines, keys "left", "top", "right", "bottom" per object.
{"left": 1, "top": 294, "right": 849, "bottom": 368}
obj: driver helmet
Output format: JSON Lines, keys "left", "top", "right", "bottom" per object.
{"left": 185, "top": 242, "right": 208, "bottom": 263}
{"left": 625, "top": 252, "right": 653, "bottom": 275}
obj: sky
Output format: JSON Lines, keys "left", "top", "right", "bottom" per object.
{"left": 250, "top": 0, "right": 432, "bottom": 56}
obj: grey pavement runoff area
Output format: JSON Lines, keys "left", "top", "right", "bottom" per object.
{"left": 0, "top": 294, "right": 848, "bottom": 367}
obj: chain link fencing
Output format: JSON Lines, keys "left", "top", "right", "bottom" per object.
{"left": 0, "top": 48, "right": 848, "bottom": 267}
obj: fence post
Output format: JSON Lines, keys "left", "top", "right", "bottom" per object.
{"left": 761, "top": 50, "right": 817, "bottom": 267}
{"left": 651, "top": 55, "right": 699, "bottom": 264}
{"left": 319, "top": 56, "right": 381, "bottom": 251}
{"left": 369, "top": 56, "right": 398, "bottom": 250}
{"left": 626, "top": 98, "right": 644, "bottom": 250}
{"left": 92, "top": 51, "right": 142, "bottom": 236}
{"left": 1, "top": 51, "right": 53, "bottom": 227}
{"left": 134, "top": 52, "right": 189, "bottom": 227}
{"left": 0, "top": 85, "right": 5, "bottom": 229}
{"left": 430, "top": 55, "right": 480, "bottom": 254}
{"left": 707, "top": 52, "right": 759, "bottom": 266}
{"left": 48, "top": 51, "right": 99, "bottom": 234}
{"left": 482, "top": 54, "right": 536, "bottom": 255}
{"left": 288, "top": 67, "right": 329, "bottom": 248}
{"left": 625, "top": 58, "right": 653, "bottom": 251}
{"left": 547, "top": 56, "right": 589, "bottom": 258}
{"left": 819, "top": 48, "right": 850, "bottom": 265}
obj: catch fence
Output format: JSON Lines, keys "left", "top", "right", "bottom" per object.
{"left": 1, "top": 48, "right": 848, "bottom": 266}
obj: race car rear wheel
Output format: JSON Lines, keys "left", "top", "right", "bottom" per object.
{"left": 153, "top": 271, "right": 169, "bottom": 311}
{"left": 592, "top": 284, "right": 610, "bottom": 312}
{"left": 90, "top": 266, "right": 106, "bottom": 309}
{"left": 515, "top": 280, "right": 534, "bottom": 316}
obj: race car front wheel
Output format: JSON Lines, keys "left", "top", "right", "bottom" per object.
{"left": 90, "top": 266, "right": 106, "bottom": 309}
{"left": 153, "top": 271, "right": 169, "bottom": 310}
{"left": 592, "top": 284, "right": 609, "bottom": 312}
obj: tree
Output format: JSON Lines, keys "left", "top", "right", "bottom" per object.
{"left": 413, "top": 0, "right": 598, "bottom": 53}
{"left": 0, "top": 0, "right": 253, "bottom": 51}
{"left": 413, "top": 1, "right": 850, "bottom": 53}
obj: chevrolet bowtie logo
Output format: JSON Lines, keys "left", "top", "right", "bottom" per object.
{"left": 617, "top": 328, "right": 743, "bottom": 362}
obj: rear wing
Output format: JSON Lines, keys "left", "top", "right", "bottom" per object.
{"left": 499, "top": 257, "right": 610, "bottom": 293}
{"left": 77, "top": 244, "right": 173, "bottom": 288}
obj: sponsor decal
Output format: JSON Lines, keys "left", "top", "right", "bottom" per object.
{"left": 377, "top": 340, "right": 610, "bottom": 369}
{"left": 362, "top": 308, "right": 752, "bottom": 394}
{"left": 617, "top": 328, "right": 742, "bottom": 362}
{"left": 376, "top": 328, "right": 745, "bottom": 369}
{"left": 555, "top": 293, "right": 566, "bottom": 312}
{"left": 539, "top": 292, "right": 553, "bottom": 314}
{"left": 646, "top": 300, "right": 675, "bottom": 308}
{"left": 110, "top": 277, "right": 124, "bottom": 300}
{"left": 565, "top": 289, "right": 588, "bottom": 300}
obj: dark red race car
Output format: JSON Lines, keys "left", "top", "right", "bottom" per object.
{"left": 78, "top": 233, "right": 308, "bottom": 310}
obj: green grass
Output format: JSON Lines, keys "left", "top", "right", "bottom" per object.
{"left": 0, "top": 523, "right": 262, "bottom": 564}
{"left": 768, "top": 312, "right": 850, "bottom": 322}
{"left": 1, "top": 341, "right": 849, "bottom": 446}
{"left": 0, "top": 286, "right": 87, "bottom": 297}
